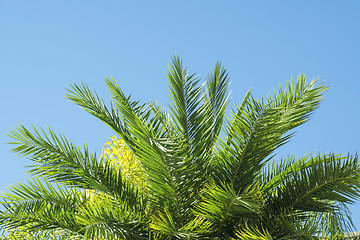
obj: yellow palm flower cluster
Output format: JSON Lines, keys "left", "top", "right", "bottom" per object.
{"left": 101, "top": 136, "right": 147, "bottom": 191}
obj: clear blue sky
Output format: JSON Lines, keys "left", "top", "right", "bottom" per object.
{"left": 1, "top": 0, "right": 359, "bottom": 229}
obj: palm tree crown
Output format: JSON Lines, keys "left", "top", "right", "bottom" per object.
{"left": 1, "top": 56, "right": 359, "bottom": 239}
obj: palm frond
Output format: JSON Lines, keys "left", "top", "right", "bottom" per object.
{"left": 262, "top": 153, "right": 346, "bottom": 193}
{"left": 0, "top": 177, "right": 83, "bottom": 235}
{"left": 66, "top": 82, "right": 131, "bottom": 143}
{"left": 167, "top": 55, "right": 203, "bottom": 149}
{"left": 216, "top": 76, "right": 327, "bottom": 192}
{"left": 77, "top": 194, "right": 147, "bottom": 240}
{"left": 8, "top": 124, "right": 97, "bottom": 186}
{"left": 7, "top": 125, "right": 145, "bottom": 212}
{"left": 198, "top": 183, "right": 260, "bottom": 238}
{"left": 105, "top": 77, "right": 188, "bottom": 224}
{"left": 150, "top": 210, "right": 213, "bottom": 239}
{"left": 167, "top": 58, "right": 232, "bottom": 215}
{"left": 264, "top": 154, "right": 360, "bottom": 213}
{"left": 202, "top": 62, "right": 230, "bottom": 148}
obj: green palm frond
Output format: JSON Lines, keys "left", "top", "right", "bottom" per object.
{"left": 202, "top": 62, "right": 230, "bottom": 146}
{"left": 260, "top": 211, "right": 320, "bottom": 240}
{"left": 262, "top": 153, "right": 347, "bottom": 193}
{"left": 167, "top": 55, "right": 203, "bottom": 149}
{"left": 150, "top": 210, "right": 213, "bottom": 239}
{"left": 167, "top": 58, "right": 232, "bottom": 214}
{"left": 66, "top": 82, "right": 131, "bottom": 143}
{"left": 77, "top": 194, "right": 147, "bottom": 240}
{"left": 215, "top": 76, "right": 327, "bottom": 191}
{"left": 308, "top": 204, "right": 354, "bottom": 237}
{"left": 7, "top": 125, "right": 145, "bottom": 212}
{"left": 8, "top": 124, "right": 99, "bottom": 186}
{"left": 198, "top": 183, "right": 260, "bottom": 236}
{"left": 0, "top": 177, "right": 83, "bottom": 235}
{"left": 261, "top": 154, "right": 360, "bottom": 237}
{"left": 267, "top": 154, "right": 360, "bottom": 213}
{"left": 105, "top": 77, "right": 188, "bottom": 224}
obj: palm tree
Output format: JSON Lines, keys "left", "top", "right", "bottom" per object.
{"left": 1, "top": 56, "right": 359, "bottom": 239}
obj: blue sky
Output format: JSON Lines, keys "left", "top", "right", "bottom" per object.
{"left": 1, "top": 0, "right": 360, "bottom": 229}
